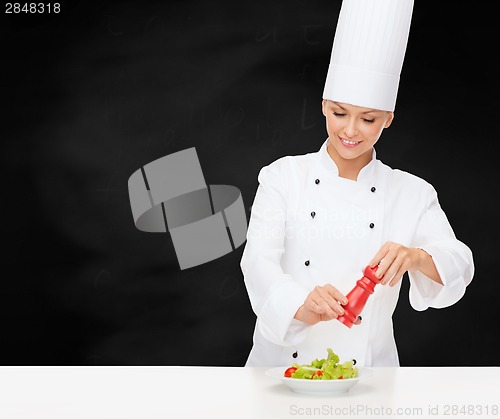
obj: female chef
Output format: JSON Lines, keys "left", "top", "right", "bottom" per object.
{"left": 240, "top": 0, "right": 474, "bottom": 367}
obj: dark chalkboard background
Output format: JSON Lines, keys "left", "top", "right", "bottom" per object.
{"left": 2, "top": 0, "right": 498, "bottom": 366}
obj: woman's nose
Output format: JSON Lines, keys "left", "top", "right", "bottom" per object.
{"left": 343, "top": 118, "right": 358, "bottom": 138}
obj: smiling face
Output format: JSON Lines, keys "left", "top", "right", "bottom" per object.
{"left": 321, "top": 100, "right": 394, "bottom": 173}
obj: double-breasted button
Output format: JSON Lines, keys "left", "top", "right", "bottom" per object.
{"left": 310, "top": 211, "right": 316, "bottom": 218}
{"left": 292, "top": 351, "right": 298, "bottom": 358}
{"left": 315, "top": 179, "right": 320, "bottom": 185}
{"left": 305, "top": 260, "right": 310, "bottom": 266}
{"left": 369, "top": 223, "right": 375, "bottom": 229}
{"left": 371, "top": 186, "right": 376, "bottom": 192}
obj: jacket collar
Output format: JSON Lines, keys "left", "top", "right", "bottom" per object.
{"left": 317, "top": 138, "right": 378, "bottom": 183}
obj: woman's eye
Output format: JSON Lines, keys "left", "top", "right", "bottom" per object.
{"left": 363, "top": 118, "right": 375, "bottom": 123}
{"left": 333, "top": 112, "right": 345, "bottom": 117}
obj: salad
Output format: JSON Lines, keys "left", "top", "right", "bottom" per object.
{"left": 283, "top": 348, "right": 358, "bottom": 380}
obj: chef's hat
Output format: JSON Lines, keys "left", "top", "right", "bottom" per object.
{"left": 322, "top": 0, "right": 414, "bottom": 111}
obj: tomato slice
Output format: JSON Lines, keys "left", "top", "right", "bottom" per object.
{"left": 284, "top": 367, "right": 297, "bottom": 378}
{"left": 310, "top": 370, "right": 323, "bottom": 379}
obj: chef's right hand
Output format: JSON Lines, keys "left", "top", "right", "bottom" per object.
{"left": 294, "top": 285, "right": 361, "bottom": 326}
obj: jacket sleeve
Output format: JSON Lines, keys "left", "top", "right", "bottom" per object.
{"left": 408, "top": 184, "right": 474, "bottom": 311}
{"left": 240, "top": 160, "right": 312, "bottom": 346}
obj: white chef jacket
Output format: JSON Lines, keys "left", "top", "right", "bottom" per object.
{"left": 241, "top": 138, "right": 474, "bottom": 367}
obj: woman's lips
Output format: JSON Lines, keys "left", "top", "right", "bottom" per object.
{"left": 339, "top": 136, "right": 361, "bottom": 148}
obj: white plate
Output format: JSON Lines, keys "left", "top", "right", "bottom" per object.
{"left": 265, "top": 366, "right": 372, "bottom": 395}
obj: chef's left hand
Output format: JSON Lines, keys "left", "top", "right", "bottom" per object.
{"left": 369, "top": 241, "right": 424, "bottom": 287}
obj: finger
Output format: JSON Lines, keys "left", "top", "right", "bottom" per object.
{"left": 389, "top": 267, "right": 407, "bottom": 287}
{"left": 304, "top": 294, "right": 320, "bottom": 312}
{"left": 305, "top": 294, "right": 322, "bottom": 312}
{"left": 354, "top": 315, "right": 362, "bottom": 326}
{"left": 377, "top": 252, "right": 398, "bottom": 280}
{"left": 320, "top": 310, "right": 338, "bottom": 321}
{"left": 322, "top": 285, "right": 347, "bottom": 312}
{"left": 381, "top": 253, "right": 407, "bottom": 284}
{"left": 323, "top": 284, "right": 348, "bottom": 305}
{"left": 325, "top": 296, "right": 345, "bottom": 316}
{"left": 369, "top": 242, "right": 390, "bottom": 268}
{"left": 317, "top": 287, "right": 345, "bottom": 316}
{"left": 381, "top": 268, "right": 397, "bottom": 285}
{"left": 309, "top": 294, "right": 337, "bottom": 317}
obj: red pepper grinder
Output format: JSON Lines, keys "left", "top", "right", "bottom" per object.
{"left": 337, "top": 265, "right": 381, "bottom": 328}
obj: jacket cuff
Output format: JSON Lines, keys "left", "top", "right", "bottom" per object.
{"left": 257, "top": 281, "right": 310, "bottom": 346}
{"left": 408, "top": 244, "right": 466, "bottom": 311}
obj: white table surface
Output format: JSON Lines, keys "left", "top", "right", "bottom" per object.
{"left": 0, "top": 366, "right": 498, "bottom": 418}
